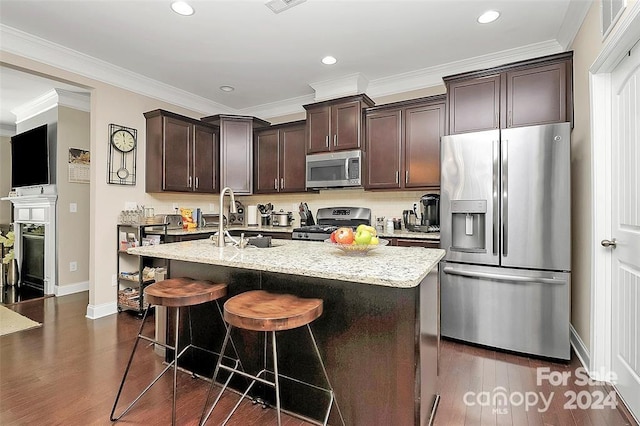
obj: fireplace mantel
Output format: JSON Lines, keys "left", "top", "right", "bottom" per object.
{"left": 2, "top": 194, "right": 58, "bottom": 294}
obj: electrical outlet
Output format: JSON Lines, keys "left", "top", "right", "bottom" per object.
{"left": 125, "top": 201, "right": 137, "bottom": 210}
{"left": 209, "top": 204, "right": 216, "bottom": 212}
{"left": 69, "top": 202, "right": 77, "bottom": 213}
{"left": 69, "top": 261, "right": 78, "bottom": 272}
{"left": 173, "top": 203, "right": 180, "bottom": 212}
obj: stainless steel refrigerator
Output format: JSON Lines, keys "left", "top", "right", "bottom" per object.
{"left": 440, "top": 122, "right": 571, "bottom": 360}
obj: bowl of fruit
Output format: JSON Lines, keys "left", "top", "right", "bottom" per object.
{"left": 325, "top": 225, "right": 389, "bottom": 255}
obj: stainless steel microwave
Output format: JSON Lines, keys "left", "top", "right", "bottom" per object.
{"left": 305, "top": 149, "right": 362, "bottom": 189}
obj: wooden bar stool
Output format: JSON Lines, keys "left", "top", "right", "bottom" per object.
{"left": 110, "top": 277, "right": 227, "bottom": 426}
{"left": 200, "top": 290, "right": 345, "bottom": 426}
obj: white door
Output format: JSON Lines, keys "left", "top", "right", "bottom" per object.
{"left": 609, "top": 42, "right": 640, "bottom": 419}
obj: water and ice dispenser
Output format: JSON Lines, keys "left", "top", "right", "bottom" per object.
{"left": 450, "top": 200, "right": 487, "bottom": 252}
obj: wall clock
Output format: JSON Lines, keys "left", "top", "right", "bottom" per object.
{"left": 107, "top": 123, "right": 137, "bottom": 185}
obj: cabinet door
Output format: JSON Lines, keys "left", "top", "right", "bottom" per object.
{"left": 394, "top": 238, "right": 440, "bottom": 249}
{"left": 332, "top": 100, "right": 361, "bottom": 151}
{"left": 506, "top": 62, "right": 567, "bottom": 128}
{"left": 280, "top": 124, "right": 306, "bottom": 193}
{"left": 163, "top": 116, "right": 192, "bottom": 192}
{"left": 306, "top": 106, "right": 331, "bottom": 154}
{"left": 193, "top": 124, "right": 218, "bottom": 193}
{"left": 405, "top": 103, "right": 445, "bottom": 188}
{"left": 447, "top": 75, "right": 500, "bottom": 134}
{"left": 221, "top": 119, "right": 253, "bottom": 194}
{"left": 365, "top": 109, "right": 402, "bottom": 189}
{"left": 254, "top": 128, "right": 280, "bottom": 193}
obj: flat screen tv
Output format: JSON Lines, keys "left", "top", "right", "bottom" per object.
{"left": 11, "top": 124, "right": 50, "bottom": 188}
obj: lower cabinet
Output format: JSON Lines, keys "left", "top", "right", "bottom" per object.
{"left": 165, "top": 231, "right": 217, "bottom": 243}
{"left": 228, "top": 229, "right": 292, "bottom": 240}
{"left": 390, "top": 238, "right": 440, "bottom": 249}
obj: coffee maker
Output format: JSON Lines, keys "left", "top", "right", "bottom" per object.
{"left": 403, "top": 193, "right": 440, "bottom": 232}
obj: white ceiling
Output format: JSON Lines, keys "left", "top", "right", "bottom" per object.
{"left": 0, "top": 0, "right": 590, "bottom": 130}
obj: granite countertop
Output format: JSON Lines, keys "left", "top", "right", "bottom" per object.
{"left": 128, "top": 239, "right": 445, "bottom": 288}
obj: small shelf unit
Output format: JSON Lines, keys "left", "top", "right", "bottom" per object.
{"left": 116, "top": 223, "right": 168, "bottom": 314}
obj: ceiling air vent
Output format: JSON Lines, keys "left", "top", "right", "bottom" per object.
{"left": 265, "top": 0, "right": 306, "bottom": 14}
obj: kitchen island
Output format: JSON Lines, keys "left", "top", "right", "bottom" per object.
{"left": 129, "top": 239, "right": 444, "bottom": 425}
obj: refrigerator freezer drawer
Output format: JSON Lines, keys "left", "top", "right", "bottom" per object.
{"left": 440, "top": 263, "right": 570, "bottom": 360}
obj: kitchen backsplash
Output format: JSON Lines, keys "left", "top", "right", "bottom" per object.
{"left": 147, "top": 188, "right": 438, "bottom": 226}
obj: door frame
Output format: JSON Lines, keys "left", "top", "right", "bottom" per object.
{"left": 590, "top": 1, "right": 640, "bottom": 381}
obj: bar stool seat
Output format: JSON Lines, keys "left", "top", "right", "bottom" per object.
{"left": 224, "top": 290, "right": 323, "bottom": 332}
{"left": 111, "top": 277, "right": 227, "bottom": 426}
{"left": 201, "top": 290, "right": 345, "bottom": 426}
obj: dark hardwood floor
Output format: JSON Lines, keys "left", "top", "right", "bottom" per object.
{"left": 0, "top": 292, "right": 637, "bottom": 426}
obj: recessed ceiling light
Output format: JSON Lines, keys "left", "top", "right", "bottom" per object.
{"left": 322, "top": 56, "right": 337, "bottom": 65}
{"left": 219, "top": 85, "right": 235, "bottom": 92}
{"left": 171, "top": 1, "right": 194, "bottom": 16}
{"left": 478, "top": 10, "right": 500, "bottom": 24}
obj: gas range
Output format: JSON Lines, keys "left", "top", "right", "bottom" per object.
{"left": 291, "top": 207, "right": 371, "bottom": 241}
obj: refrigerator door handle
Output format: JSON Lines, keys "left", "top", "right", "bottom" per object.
{"left": 442, "top": 267, "right": 566, "bottom": 285}
{"left": 502, "top": 139, "right": 508, "bottom": 257}
{"left": 493, "top": 139, "right": 499, "bottom": 256}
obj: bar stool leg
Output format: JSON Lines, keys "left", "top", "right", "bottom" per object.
{"left": 110, "top": 306, "right": 160, "bottom": 421}
{"left": 172, "top": 306, "right": 180, "bottom": 426}
{"left": 271, "top": 331, "right": 282, "bottom": 426}
{"left": 200, "top": 325, "right": 234, "bottom": 425}
{"left": 307, "top": 324, "right": 346, "bottom": 426}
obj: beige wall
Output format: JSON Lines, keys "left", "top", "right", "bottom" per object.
{"left": 569, "top": 0, "right": 639, "bottom": 349}
{"left": 56, "top": 106, "right": 90, "bottom": 288}
{"left": 0, "top": 136, "right": 11, "bottom": 224}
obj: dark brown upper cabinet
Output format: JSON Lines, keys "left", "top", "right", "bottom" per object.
{"left": 254, "top": 121, "right": 306, "bottom": 194}
{"left": 443, "top": 51, "right": 573, "bottom": 135}
{"left": 365, "top": 95, "right": 445, "bottom": 190}
{"left": 144, "top": 109, "right": 219, "bottom": 193}
{"left": 201, "top": 114, "right": 270, "bottom": 195}
{"left": 303, "top": 94, "right": 375, "bottom": 154}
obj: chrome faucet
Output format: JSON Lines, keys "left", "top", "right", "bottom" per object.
{"left": 217, "top": 187, "right": 236, "bottom": 247}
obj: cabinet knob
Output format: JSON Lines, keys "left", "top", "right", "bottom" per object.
{"left": 195, "top": 177, "right": 199, "bottom": 189}
{"left": 274, "top": 178, "right": 278, "bottom": 190}
{"left": 325, "top": 135, "right": 329, "bottom": 148}
{"left": 280, "top": 178, "right": 284, "bottom": 190}
{"left": 188, "top": 176, "right": 192, "bottom": 187}
{"left": 333, "top": 134, "right": 337, "bottom": 146}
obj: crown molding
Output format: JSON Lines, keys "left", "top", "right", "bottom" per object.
{"left": 309, "top": 73, "right": 370, "bottom": 101}
{"left": 0, "top": 123, "right": 16, "bottom": 137}
{"left": 11, "top": 88, "right": 90, "bottom": 124}
{"left": 2, "top": 23, "right": 566, "bottom": 122}
{"left": 239, "top": 93, "right": 314, "bottom": 120}
{"left": 235, "top": 40, "right": 565, "bottom": 118}
{"left": 1, "top": 24, "right": 234, "bottom": 116}
{"left": 367, "top": 40, "right": 564, "bottom": 99}
{"left": 556, "top": 0, "right": 592, "bottom": 50}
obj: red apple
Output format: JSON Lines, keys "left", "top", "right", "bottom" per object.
{"left": 333, "top": 227, "right": 354, "bottom": 245}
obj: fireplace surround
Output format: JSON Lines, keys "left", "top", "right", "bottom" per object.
{"left": 2, "top": 194, "right": 57, "bottom": 295}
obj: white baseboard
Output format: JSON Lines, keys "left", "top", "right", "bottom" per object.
{"left": 54, "top": 281, "right": 89, "bottom": 296}
{"left": 86, "top": 301, "right": 117, "bottom": 319}
{"left": 570, "top": 323, "right": 590, "bottom": 370}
